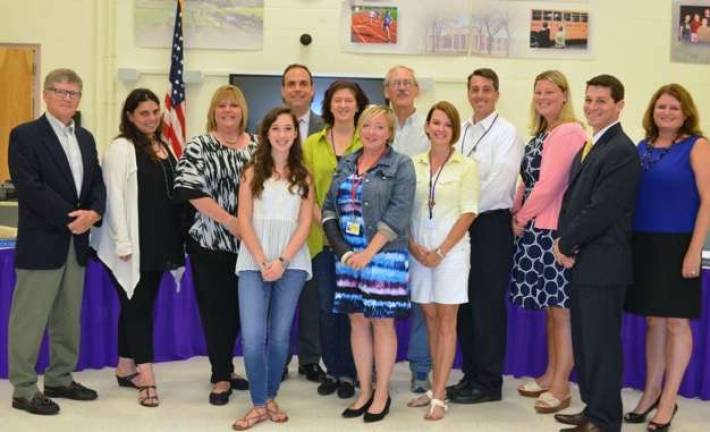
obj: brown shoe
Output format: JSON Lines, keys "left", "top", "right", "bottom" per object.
{"left": 555, "top": 411, "right": 588, "bottom": 425}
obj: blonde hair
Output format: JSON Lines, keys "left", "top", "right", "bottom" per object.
{"left": 528, "top": 70, "right": 579, "bottom": 135}
{"left": 206, "top": 85, "right": 248, "bottom": 132}
{"left": 356, "top": 105, "right": 396, "bottom": 146}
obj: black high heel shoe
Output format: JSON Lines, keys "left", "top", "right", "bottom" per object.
{"left": 624, "top": 395, "right": 661, "bottom": 423}
{"left": 647, "top": 404, "right": 678, "bottom": 432}
{"left": 363, "top": 395, "right": 391, "bottom": 423}
{"left": 342, "top": 393, "right": 374, "bottom": 418}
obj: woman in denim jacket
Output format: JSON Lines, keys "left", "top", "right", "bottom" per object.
{"left": 322, "top": 105, "right": 416, "bottom": 423}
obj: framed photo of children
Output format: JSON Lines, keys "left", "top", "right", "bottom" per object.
{"left": 671, "top": 0, "right": 710, "bottom": 63}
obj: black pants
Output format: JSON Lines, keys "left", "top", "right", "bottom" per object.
{"left": 297, "top": 276, "right": 321, "bottom": 365}
{"left": 111, "top": 270, "right": 163, "bottom": 365}
{"left": 188, "top": 241, "right": 240, "bottom": 383}
{"left": 571, "top": 283, "right": 625, "bottom": 432}
{"left": 457, "top": 210, "right": 514, "bottom": 393}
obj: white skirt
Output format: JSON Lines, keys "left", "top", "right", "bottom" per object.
{"left": 409, "top": 247, "right": 470, "bottom": 305}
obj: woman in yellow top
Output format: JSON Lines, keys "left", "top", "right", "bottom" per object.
{"left": 406, "top": 101, "right": 479, "bottom": 420}
{"left": 302, "top": 80, "right": 369, "bottom": 399}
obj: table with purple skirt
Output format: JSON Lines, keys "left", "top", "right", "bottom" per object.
{"left": 0, "top": 248, "right": 708, "bottom": 400}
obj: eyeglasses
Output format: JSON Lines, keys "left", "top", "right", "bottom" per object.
{"left": 387, "top": 79, "right": 415, "bottom": 88}
{"left": 47, "top": 87, "right": 82, "bottom": 99}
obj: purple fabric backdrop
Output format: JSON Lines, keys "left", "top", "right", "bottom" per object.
{"left": 0, "top": 249, "right": 708, "bottom": 399}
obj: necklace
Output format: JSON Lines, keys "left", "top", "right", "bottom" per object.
{"left": 156, "top": 143, "right": 176, "bottom": 199}
{"left": 329, "top": 127, "right": 354, "bottom": 158}
{"left": 641, "top": 135, "right": 679, "bottom": 171}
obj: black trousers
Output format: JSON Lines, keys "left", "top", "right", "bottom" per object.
{"left": 457, "top": 210, "right": 514, "bottom": 393}
{"left": 188, "top": 242, "right": 240, "bottom": 383}
{"left": 110, "top": 270, "right": 163, "bottom": 365}
{"left": 571, "top": 283, "right": 625, "bottom": 432}
{"left": 297, "top": 277, "right": 321, "bottom": 365}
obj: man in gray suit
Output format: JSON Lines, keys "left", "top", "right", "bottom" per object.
{"left": 280, "top": 64, "right": 325, "bottom": 382}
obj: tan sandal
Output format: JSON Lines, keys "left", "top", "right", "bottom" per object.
{"left": 137, "top": 385, "right": 159, "bottom": 408}
{"left": 407, "top": 390, "right": 432, "bottom": 408}
{"left": 424, "top": 398, "right": 448, "bottom": 421}
{"left": 534, "top": 391, "right": 571, "bottom": 414}
{"left": 265, "top": 400, "right": 288, "bottom": 423}
{"left": 518, "top": 380, "right": 549, "bottom": 398}
{"left": 232, "top": 407, "right": 268, "bottom": 431}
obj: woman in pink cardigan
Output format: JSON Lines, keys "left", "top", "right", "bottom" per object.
{"left": 510, "top": 70, "right": 586, "bottom": 414}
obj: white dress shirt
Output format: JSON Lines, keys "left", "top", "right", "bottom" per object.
{"left": 592, "top": 120, "right": 619, "bottom": 145}
{"left": 46, "top": 111, "right": 83, "bottom": 195}
{"left": 455, "top": 111, "right": 524, "bottom": 213}
{"left": 392, "top": 111, "right": 430, "bottom": 157}
{"left": 298, "top": 112, "right": 310, "bottom": 144}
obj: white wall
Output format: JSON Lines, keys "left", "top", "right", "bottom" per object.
{"left": 1, "top": 0, "right": 709, "bottom": 149}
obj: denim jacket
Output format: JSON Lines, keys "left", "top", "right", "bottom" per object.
{"left": 322, "top": 146, "right": 416, "bottom": 252}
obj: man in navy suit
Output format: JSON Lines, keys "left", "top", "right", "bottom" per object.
{"left": 553, "top": 75, "right": 641, "bottom": 432}
{"left": 7, "top": 68, "right": 106, "bottom": 415}
{"left": 280, "top": 63, "right": 325, "bottom": 382}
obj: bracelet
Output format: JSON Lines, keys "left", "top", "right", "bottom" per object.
{"left": 340, "top": 250, "right": 354, "bottom": 264}
{"left": 434, "top": 247, "right": 446, "bottom": 259}
{"left": 278, "top": 256, "right": 290, "bottom": 267}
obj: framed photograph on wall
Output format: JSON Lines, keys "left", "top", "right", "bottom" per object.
{"left": 671, "top": 0, "right": 710, "bottom": 63}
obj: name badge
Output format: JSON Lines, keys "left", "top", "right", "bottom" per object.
{"left": 345, "top": 222, "right": 361, "bottom": 236}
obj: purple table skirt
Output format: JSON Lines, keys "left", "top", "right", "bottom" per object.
{"left": 1, "top": 249, "right": 708, "bottom": 399}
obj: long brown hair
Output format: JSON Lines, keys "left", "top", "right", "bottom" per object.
{"left": 642, "top": 83, "right": 704, "bottom": 142}
{"left": 118, "top": 88, "right": 165, "bottom": 160}
{"left": 250, "top": 106, "right": 310, "bottom": 199}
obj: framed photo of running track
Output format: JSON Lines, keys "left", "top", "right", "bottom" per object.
{"left": 351, "top": 6, "right": 398, "bottom": 44}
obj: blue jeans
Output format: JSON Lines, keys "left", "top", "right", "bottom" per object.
{"left": 407, "top": 303, "right": 432, "bottom": 376}
{"left": 314, "top": 249, "right": 355, "bottom": 379}
{"left": 239, "top": 269, "right": 307, "bottom": 406}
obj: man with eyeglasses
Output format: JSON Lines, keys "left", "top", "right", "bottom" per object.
{"left": 7, "top": 68, "right": 106, "bottom": 415}
{"left": 447, "top": 68, "right": 523, "bottom": 405}
{"left": 280, "top": 63, "right": 326, "bottom": 383}
{"left": 383, "top": 65, "right": 431, "bottom": 393}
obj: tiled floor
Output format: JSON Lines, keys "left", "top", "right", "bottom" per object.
{"left": 0, "top": 357, "right": 706, "bottom": 431}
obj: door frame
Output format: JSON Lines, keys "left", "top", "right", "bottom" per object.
{"left": 0, "top": 43, "right": 41, "bottom": 117}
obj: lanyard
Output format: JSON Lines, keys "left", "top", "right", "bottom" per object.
{"left": 351, "top": 148, "right": 386, "bottom": 202}
{"left": 428, "top": 149, "right": 454, "bottom": 219}
{"left": 461, "top": 114, "right": 499, "bottom": 157}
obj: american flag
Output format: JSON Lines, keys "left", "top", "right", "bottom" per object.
{"left": 163, "top": 0, "right": 186, "bottom": 157}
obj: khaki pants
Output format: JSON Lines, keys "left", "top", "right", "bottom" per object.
{"left": 8, "top": 240, "right": 86, "bottom": 399}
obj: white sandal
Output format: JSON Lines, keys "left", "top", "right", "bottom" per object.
{"left": 407, "top": 390, "right": 433, "bottom": 408}
{"left": 425, "top": 397, "right": 448, "bottom": 421}
{"left": 518, "top": 380, "right": 549, "bottom": 397}
{"left": 534, "top": 391, "right": 571, "bottom": 414}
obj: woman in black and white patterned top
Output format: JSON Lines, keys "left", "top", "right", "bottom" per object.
{"left": 174, "top": 85, "right": 257, "bottom": 406}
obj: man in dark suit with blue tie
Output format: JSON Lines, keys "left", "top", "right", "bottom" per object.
{"left": 552, "top": 75, "right": 641, "bottom": 432}
{"left": 7, "top": 68, "right": 106, "bottom": 415}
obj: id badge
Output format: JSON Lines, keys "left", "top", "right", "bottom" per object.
{"left": 345, "top": 222, "right": 361, "bottom": 236}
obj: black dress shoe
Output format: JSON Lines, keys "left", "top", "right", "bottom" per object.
{"left": 342, "top": 393, "right": 374, "bottom": 418}
{"left": 298, "top": 363, "right": 325, "bottom": 382}
{"left": 559, "top": 420, "right": 602, "bottom": 432}
{"left": 337, "top": 380, "right": 356, "bottom": 399}
{"left": 555, "top": 411, "right": 588, "bottom": 426}
{"left": 446, "top": 378, "right": 472, "bottom": 398}
{"left": 44, "top": 381, "right": 98, "bottom": 401}
{"left": 12, "top": 392, "right": 60, "bottom": 415}
{"left": 318, "top": 376, "right": 339, "bottom": 396}
{"left": 209, "top": 388, "right": 232, "bottom": 406}
{"left": 363, "top": 395, "right": 391, "bottom": 423}
{"left": 448, "top": 386, "right": 501, "bottom": 405}
{"left": 230, "top": 376, "right": 249, "bottom": 391}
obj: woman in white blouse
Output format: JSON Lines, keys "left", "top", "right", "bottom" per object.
{"left": 232, "top": 106, "right": 314, "bottom": 430}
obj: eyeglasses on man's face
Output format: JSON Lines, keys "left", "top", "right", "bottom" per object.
{"left": 387, "top": 79, "right": 415, "bottom": 89}
{"left": 47, "top": 87, "right": 82, "bottom": 99}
